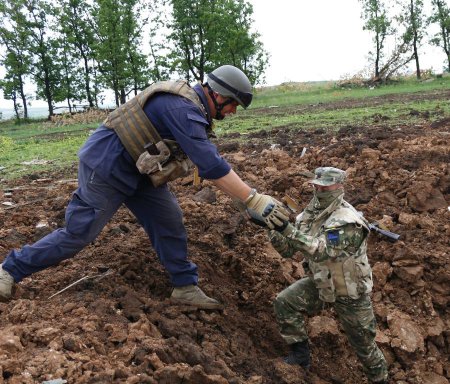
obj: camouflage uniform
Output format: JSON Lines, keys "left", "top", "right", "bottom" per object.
{"left": 271, "top": 167, "right": 388, "bottom": 383}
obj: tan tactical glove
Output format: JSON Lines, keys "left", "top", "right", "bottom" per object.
{"left": 245, "top": 189, "right": 290, "bottom": 230}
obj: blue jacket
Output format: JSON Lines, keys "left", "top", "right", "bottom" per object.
{"left": 78, "top": 84, "right": 231, "bottom": 195}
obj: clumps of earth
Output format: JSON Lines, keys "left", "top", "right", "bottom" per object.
{"left": 0, "top": 109, "right": 449, "bottom": 383}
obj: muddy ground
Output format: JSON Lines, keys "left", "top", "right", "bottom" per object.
{"left": 0, "top": 95, "right": 449, "bottom": 384}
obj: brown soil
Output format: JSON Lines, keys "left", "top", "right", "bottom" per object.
{"left": 0, "top": 100, "right": 449, "bottom": 384}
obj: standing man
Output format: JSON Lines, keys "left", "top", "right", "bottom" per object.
{"left": 268, "top": 167, "right": 388, "bottom": 384}
{"left": 0, "top": 65, "right": 288, "bottom": 309}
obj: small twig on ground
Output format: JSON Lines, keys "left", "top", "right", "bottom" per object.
{"left": 48, "top": 270, "right": 114, "bottom": 299}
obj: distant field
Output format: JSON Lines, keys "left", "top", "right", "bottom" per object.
{"left": 1, "top": 76, "right": 449, "bottom": 180}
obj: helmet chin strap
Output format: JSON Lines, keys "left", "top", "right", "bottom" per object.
{"left": 206, "top": 84, "right": 233, "bottom": 120}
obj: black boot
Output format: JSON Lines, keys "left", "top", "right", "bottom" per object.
{"left": 284, "top": 340, "right": 310, "bottom": 369}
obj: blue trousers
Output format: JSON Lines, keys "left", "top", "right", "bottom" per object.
{"left": 3, "top": 162, "right": 198, "bottom": 287}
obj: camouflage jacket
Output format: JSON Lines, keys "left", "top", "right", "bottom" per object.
{"left": 270, "top": 194, "right": 373, "bottom": 302}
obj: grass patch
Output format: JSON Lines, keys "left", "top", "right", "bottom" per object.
{"left": 0, "top": 134, "right": 89, "bottom": 180}
{"left": 0, "top": 120, "right": 96, "bottom": 142}
{"left": 215, "top": 98, "right": 450, "bottom": 135}
{"left": 0, "top": 75, "right": 449, "bottom": 181}
{"left": 250, "top": 76, "right": 450, "bottom": 109}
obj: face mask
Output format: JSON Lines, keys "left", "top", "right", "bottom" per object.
{"left": 314, "top": 188, "right": 344, "bottom": 208}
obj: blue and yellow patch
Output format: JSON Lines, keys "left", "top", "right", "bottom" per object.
{"left": 326, "top": 230, "right": 340, "bottom": 246}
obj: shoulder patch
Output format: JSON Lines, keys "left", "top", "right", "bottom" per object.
{"left": 326, "top": 230, "right": 340, "bottom": 245}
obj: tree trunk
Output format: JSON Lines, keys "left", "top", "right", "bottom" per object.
{"left": 18, "top": 75, "right": 28, "bottom": 119}
{"left": 67, "top": 97, "right": 73, "bottom": 113}
{"left": 375, "top": 36, "right": 381, "bottom": 78}
{"left": 410, "top": 0, "right": 421, "bottom": 79}
{"left": 82, "top": 54, "right": 94, "bottom": 107}
{"left": 91, "top": 58, "right": 99, "bottom": 108}
{"left": 44, "top": 68, "right": 54, "bottom": 118}
{"left": 413, "top": 41, "right": 421, "bottom": 79}
{"left": 114, "top": 79, "right": 120, "bottom": 107}
{"left": 12, "top": 92, "right": 21, "bottom": 120}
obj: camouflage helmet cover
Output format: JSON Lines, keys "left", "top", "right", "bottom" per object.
{"left": 309, "top": 167, "right": 346, "bottom": 186}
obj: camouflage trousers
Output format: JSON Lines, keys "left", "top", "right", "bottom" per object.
{"left": 273, "top": 277, "right": 388, "bottom": 383}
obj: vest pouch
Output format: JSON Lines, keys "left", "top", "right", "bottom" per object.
{"left": 341, "top": 255, "right": 373, "bottom": 299}
{"left": 354, "top": 255, "right": 373, "bottom": 296}
{"left": 149, "top": 158, "right": 194, "bottom": 187}
{"left": 312, "top": 267, "right": 336, "bottom": 302}
{"left": 136, "top": 141, "right": 171, "bottom": 175}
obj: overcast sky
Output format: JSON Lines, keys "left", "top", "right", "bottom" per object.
{"left": 0, "top": 0, "right": 447, "bottom": 108}
{"left": 249, "top": 0, "right": 445, "bottom": 85}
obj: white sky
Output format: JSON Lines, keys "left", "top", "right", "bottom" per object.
{"left": 249, "top": 0, "right": 446, "bottom": 85}
{"left": 0, "top": 0, "right": 447, "bottom": 108}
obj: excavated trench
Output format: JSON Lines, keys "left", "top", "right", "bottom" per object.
{"left": 0, "top": 104, "right": 449, "bottom": 384}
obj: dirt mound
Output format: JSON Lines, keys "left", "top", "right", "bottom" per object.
{"left": 48, "top": 109, "right": 110, "bottom": 126}
{"left": 0, "top": 116, "right": 449, "bottom": 383}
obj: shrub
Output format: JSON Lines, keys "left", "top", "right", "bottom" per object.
{"left": 0, "top": 135, "right": 15, "bottom": 156}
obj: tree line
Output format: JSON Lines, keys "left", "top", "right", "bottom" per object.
{"left": 360, "top": 0, "right": 449, "bottom": 82}
{"left": 0, "top": 0, "right": 449, "bottom": 120}
{"left": 0, "top": 0, "right": 268, "bottom": 119}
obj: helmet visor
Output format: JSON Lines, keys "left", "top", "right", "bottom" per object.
{"left": 235, "top": 90, "right": 253, "bottom": 108}
{"left": 208, "top": 72, "right": 253, "bottom": 108}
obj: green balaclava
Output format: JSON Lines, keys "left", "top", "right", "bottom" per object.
{"left": 309, "top": 167, "right": 347, "bottom": 209}
{"left": 313, "top": 188, "right": 344, "bottom": 209}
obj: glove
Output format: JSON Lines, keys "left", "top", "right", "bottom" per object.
{"left": 231, "top": 199, "right": 268, "bottom": 228}
{"left": 246, "top": 208, "right": 268, "bottom": 228}
{"left": 245, "top": 190, "right": 290, "bottom": 230}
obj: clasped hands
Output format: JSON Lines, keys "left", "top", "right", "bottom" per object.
{"left": 245, "top": 191, "right": 290, "bottom": 232}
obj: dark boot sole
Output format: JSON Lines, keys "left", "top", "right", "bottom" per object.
{"left": 169, "top": 298, "right": 224, "bottom": 310}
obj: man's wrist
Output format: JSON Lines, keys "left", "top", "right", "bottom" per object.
{"left": 244, "top": 188, "right": 257, "bottom": 205}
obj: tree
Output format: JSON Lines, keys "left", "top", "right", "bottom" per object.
{"left": 167, "top": 0, "right": 268, "bottom": 85}
{"left": 359, "top": 0, "right": 394, "bottom": 79}
{"left": 429, "top": 0, "right": 450, "bottom": 72}
{"left": 93, "top": 0, "right": 149, "bottom": 106}
{"left": 214, "top": 0, "right": 269, "bottom": 84}
{"left": 397, "top": 0, "right": 426, "bottom": 79}
{"left": 121, "top": 0, "right": 150, "bottom": 97}
{"left": 57, "top": 0, "right": 98, "bottom": 107}
{"left": 52, "top": 37, "right": 86, "bottom": 113}
{"left": 0, "top": 0, "right": 32, "bottom": 119}
{"left": 18, "top": 0, "right": 66, "bottom": 117}
{"left": 376, "top": 40, "right": 415, "bottom": 80}
{"left": 146, "top": 0, "right": 171, "bottom": 82}
{"left": 0, "top": 54, "right": 28, "bottom": 120}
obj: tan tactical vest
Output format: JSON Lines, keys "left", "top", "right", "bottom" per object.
{"left": 103, "top": 80, "right": 207, "bottom": 161}
{"left": 297, "top": 200, "right": 373, "bottom": 302}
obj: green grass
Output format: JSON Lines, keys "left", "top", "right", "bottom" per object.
{"left": 249, "top": 76, "right": 450, "bottom": 109}
{"left": 216, "top": 94, "right": 450, "bottom": 135}
{"left": 0, "top": 120, "right": 96, "bottom": 142}
{"left": 0, "top": 134, "right": 89, "bottom": 179}
{"left": 1, "top": 75, "right": 449, "bottom": 181}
